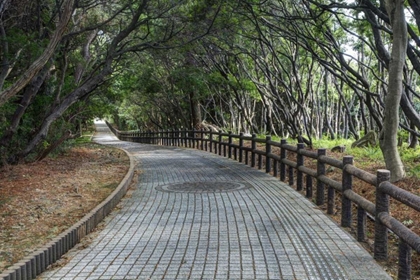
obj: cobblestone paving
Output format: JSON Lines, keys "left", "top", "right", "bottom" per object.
{"left": 38, "top": 122, "right": 392, "bottom": 279}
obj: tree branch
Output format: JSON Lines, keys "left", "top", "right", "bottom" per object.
{"left": 0, "top": 0, "right": 75, "bottom": 106}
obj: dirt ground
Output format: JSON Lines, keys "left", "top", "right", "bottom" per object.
{"left": 0, "top": 142, "right": 130, "bottom": 274}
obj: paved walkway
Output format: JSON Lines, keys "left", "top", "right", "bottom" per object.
{"left": 38, "top": 122, "right": 391, "bottom": 279}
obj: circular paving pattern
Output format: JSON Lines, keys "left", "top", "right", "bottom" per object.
{"left": 156, "top": 181, "right": 251, "bottom": 193}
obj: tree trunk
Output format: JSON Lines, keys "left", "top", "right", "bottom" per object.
{"left": 359, "top": 98, "right": 369, "bottom": 134}
{"left": 0, "top": 64, "right": 50, "bottom": 147}
{"left": 409, "top": 122, "right": 418, "bottom": 148}
{"left": 379, "top": 0, "right": 406, "bottom": 182}
{"left": 189, "top": 91, "right": 202, "bottom": 129}
{"left": 16, "top": 0, "right": 150, "bottom": 159}
{"left": 0, "top": 0, "right": 75, "bottom": 105}
{"left": 35, "top": 129, "right": 77, "bottom": 161}
{"left": 18, "top": 67, "right": 112, "bottom": 159}
{"left": 74, "top": 30, "right": 97, "bottom": 85}
{"left": 334, "top": 79, "right": 359, "bottom": 139}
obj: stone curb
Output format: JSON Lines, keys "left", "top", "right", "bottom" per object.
{"left": 0, "top": 142, "right": 136, "bottom": 280}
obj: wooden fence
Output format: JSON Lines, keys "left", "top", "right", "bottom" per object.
{"left": 107, "top": 123, "right": 420, "bottom": 280}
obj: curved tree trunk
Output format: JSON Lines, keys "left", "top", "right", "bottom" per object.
{"left": 379, "top": 0, "right": 406, "bottom": 182}
{"left": 0, "top": 63, "right": 50, "bottom": 148}
{"left": 0, "top": 0, "right": 75, "bottom": 105}
{"left": 17, "top": 0, "right": 151, "bottom": 159}
{"left": 18, "top": 67, "right": 112, "bottom": 159}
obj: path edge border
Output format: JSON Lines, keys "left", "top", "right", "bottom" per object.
{"left": 0, "top": 140, "right": 136, "bottom": 280}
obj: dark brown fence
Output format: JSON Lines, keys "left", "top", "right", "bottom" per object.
{"left": 107, "top": 123, "right": 420, "bottom": 280}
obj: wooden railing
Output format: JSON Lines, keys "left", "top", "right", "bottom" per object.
{"left": 107, "top": 123, "right": 420, "bottom": 280}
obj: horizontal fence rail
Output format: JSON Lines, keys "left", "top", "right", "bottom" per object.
{"left": 107, "top": 123, "right": 420, "bottom": 280}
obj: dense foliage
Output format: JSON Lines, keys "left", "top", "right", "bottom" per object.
{"left": 1, "top": 0, "right": 420, "bottom": 180}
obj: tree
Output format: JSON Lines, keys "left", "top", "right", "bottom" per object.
{"left": 0, "top": 0, "right": 223, "bottom": 162}
{"left": 379, "top": 0, "right": 407, "bottom": 182}
{"left": 0, "top": 0, "right": 75, "bottom": 105}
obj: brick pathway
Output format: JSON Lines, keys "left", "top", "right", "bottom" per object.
{"left": 38, "top": 122, "right": 391, "bottom": 279}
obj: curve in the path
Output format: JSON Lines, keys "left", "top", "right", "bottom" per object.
{"left": 38, "top": 121, "right": 391, "bottom": 280}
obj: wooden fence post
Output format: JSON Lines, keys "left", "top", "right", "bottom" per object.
{"left": 251, "top": 134, "right": 256, "bottom": 168}
{"left": 398, "top": 241, "right": 412, "bottom": 280}
{"left": 357, "top": 207, "right": 366, "bottom": 242}
{"left": 162, "top": 130, "right": 165, "bottom": 145}
{"left": 288, "top": 165, "right": 294, "bottom": 186}
{"left": 223, "top": 137, "right": 227, "bottom": 157}
{"left": 201, "top": 129, "right": 204, "bottom": 150}
{"left": 245, "top": 149, "right": 249, "bottom": 165}
{"left": 168, "top": 130, "right": 171, "bottom": 146}
{"left": 266, "top": 136, "right": 272, "bottom": 173}
{"left": 228, "top": 131, "right": 232, "bottom": 159}
{"left": 280, "top": 139, "right": 287, "bottom": 181}
{"left": 296, "top": 143, "right": 304, "bottom": 191}
{"left": 316, "top": 148, "right": 326, "bottom": 206}
{"left": 218, "top": 133, "right": 222, "bottom": 156}
{"left": 233, "top": 135, "right": 237, "bottom": 160}
{"left": 341, "top": 156, "right": 353, "bottom": 228}
{"left": 133, "top": 131, "right": 137, "bottom": 143}
{"left": 182, "top": 129, "right": 185, "bottom": 147}
{"left": 209, "top": 130, "right": 213, "bottom": 153}
{"left": 327, "top": 179, "right": 335, "bottom": 215}
{"left": 239, "top": 133, "right": 244, "bottom": 163}
{"left": 172, "top": 130, "right": 175, "bottom": 146}
{"left": 273, "top": 156, "right": 278, "bottom": 177}
{"left": 192, "top": 128, "right": 196, "bottom": 149}
{"left": 374, "top": 169, "right": 390, "bottom": 260}
{"left": 306, "top": 175, "right": 312, "bottom": 198}
{"left": 214, "top": 132, "right": 218, "bottom": 155}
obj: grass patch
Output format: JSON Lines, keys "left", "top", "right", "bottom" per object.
{"left": 102, "top": 182, "right": 119, "bottom": 189}
{"left": 74, "top": 135, "right": 93, "bottom": 144}
{"left": 312, "top": 138, "right": 354, "bottom": 150}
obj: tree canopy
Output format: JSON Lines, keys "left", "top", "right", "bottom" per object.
{"left": 1, "top": 0, "right": 420, "bottom": 181}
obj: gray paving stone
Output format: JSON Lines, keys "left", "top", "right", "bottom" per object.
{"left": 37, "top": 122, "right": 392, "bottom": 279}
